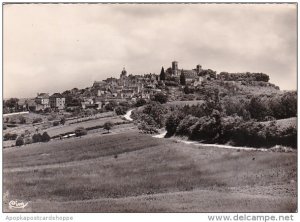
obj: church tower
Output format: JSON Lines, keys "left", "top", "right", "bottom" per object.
{"left": 196, "top": 64, "right": 202, "bottom": 75}
{"left": 120, "top": 67, "right": 127, "bottom": 78}
{"left": 172, "top": 61, "right": 178, "bottom": 76}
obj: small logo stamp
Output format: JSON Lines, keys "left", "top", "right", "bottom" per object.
{"left": 9, "top": 200, "right": 28, "bottom": 209}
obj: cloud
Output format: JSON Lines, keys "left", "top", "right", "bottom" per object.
{"left": 3, "top": 3, "right": 297, "bottom": 98}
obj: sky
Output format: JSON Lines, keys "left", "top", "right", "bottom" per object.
{"left": 3, "top": 3, "right": 297, "bottom": 98}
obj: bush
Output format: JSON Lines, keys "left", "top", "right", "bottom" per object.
{"left": 105, "top": 101, "right": 118, "bottom": 111}
{"left": 183, "top": 86, "right": 194, "bottom": 94}
{"left": 24, "top": 137, "right": 32, "bottom": 145}
{"left": 41, "top": 132, "right": 51, "bottom": 142}
{"left": 18, "top": 116, "right": 26, "bottom": 124}
{"left": 152, "top": 93, "right": 168, "bottom": 104}
{"left": 249, "top": 96, "right": 271, "bottom": 121}
{"left": 16, "top": 136, "right": 24, "bottom": 146}
{"left": 7, "top": 124, "right": 17, "bottom": 128}
{"left": 53, "top": 121, "right": 60, "bottom": 126}
{"left": 115, "top": 106, "right": 127, "bottom": 115}
{"left": 103, "top": 122, "right": 113, "bottom": 133}
{"left": 222, "top": 97, "right": 250, "bottom": 118}
{"left": 165, "top": 81, "right": 179, "bottom": 87}
{"left": 165, "top": 112, "right": 184, "bottom": 137}
{"left": 60, "top": 117, "right": 66, "bottom": 125}
{"left": 135, "top": 98, "right": 147, "bottom": 107}
{"left": 4, "top": 133, "right": 18, "bottom": 141}
{"left": 279, "top": 91, "right": 297, "bottom": 118}
{"left": 138, "top": 122, "right": 159, "bottom": 134}
{"left": 176, "top": 115, "right": 200, "bottom": 136}
{"left": 32, "top": 133, "right": 43, "bottom": 143}
{"left": 136, "top": 113, "right": 157, "bottom": 126}
{"left": 189, "top": 115, "right": 220, "bottom": 141}
{"left": 143, "top": 102, "right": 168, "bottom": 127}
{"left": 119, "top": 101, "right": 130, "bottom": 108}
{"left": 218, "top": 72, "right": 269, "bottom": 82}
{"left": 75, "top": 127, "right": 87, "bottom": 137}
{"left": 33, "top": 118, "right": 43, "bottom": 124}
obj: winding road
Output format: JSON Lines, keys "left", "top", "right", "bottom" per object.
{"left": 123, "top": 109, "right": 134, "bottom": 121}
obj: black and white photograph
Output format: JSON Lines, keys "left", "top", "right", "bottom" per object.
{"left": 1, "top": 1, "right": 297, "bottom": 215}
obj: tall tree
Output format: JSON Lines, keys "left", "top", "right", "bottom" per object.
{"left": 5, "top": 98, "right": 19, "bottom": 109}
{"left": 160, "top": 67, "right": 166, "bottom": 81}
{"left": 180, "top": 71, "right": 186, "bottom": 85}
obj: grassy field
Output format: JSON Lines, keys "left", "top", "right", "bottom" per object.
{"left": 45, "top": 116, "right": 126, "bottom": 137}
{"left": 261, "top": 117, "right": 297, "bottom": 129}
{"left": 3, "top": 114, "right": 127, "bottom": 146}
{"left": 3, "top": 131, "right": 297, "bottom": 212}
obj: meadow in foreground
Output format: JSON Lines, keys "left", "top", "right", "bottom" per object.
{"left": 3, "top": 131, "right": 297, "bottom": 212}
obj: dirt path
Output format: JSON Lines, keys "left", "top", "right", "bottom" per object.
{"left": 123, "top": 109, "right": 134, "bottom": 121}
{"left": 153, "top": 130, "right": 273, "bottom": 152}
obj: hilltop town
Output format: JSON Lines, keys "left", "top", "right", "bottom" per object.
{"left": 3, "top": 61, "right": 274, "bottom": 114}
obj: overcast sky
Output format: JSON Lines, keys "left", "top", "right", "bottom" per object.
{"left": 3, "top": 3, "right": 297, "bottom": 98}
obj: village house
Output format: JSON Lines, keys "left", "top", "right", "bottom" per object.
{"left": 49, "top": 93, "right": 66, "bottom": 110}
{"left": 17, "top": 98, "right": 29, "bottom": 111}
{"left": 81, "top": 98, "right": 94, "bottom": 109}
{"left": 35, "top": 93, "right": 50, "bottom": 111}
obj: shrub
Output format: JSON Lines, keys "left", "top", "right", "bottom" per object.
{"left": 24, "top": 137, "right": 32, "bottom": 145}
{"left": 165, "top": 81, "right": 179, "bottom": 87}
{"left": 32, "top": 133, "right": 43, "bottom": 143}
{"left": 44, "top": 107, "right": 51, "bottom": 113}
{"left": 222, "top": 97, "right": 250, "bottom": 118}
{"left": 176, "top": 115, "right": 200, "bottom": 136}
{"left": 279, "top": 126, "right": 297, "bottom": 148}
{"left": 4, "top": 133, "right": 18, "bottom": 141}
{"left": 218, "top": 72, "right": 269, "bottom": 82}
{"left": 138, "top": 122, "right": 159, "bottom": 134}
{"left": 119, "top": 101, "right": 130, "bottom": 108}
{"left": 115, "top": 106, "right": 127, "bottom": 115}
{"left": 6, "top": 124, "right": 17, "bottom": 128}
{"left": 53, "top": 121, "right": 60, "bottom": 126}
{"left": 280, "top": 91, "right": 297, "bottom": 118}
{"left": 60, "top": 117, "right": 66, "bottom": 125}
{"left": 183, "top": 86, "right": 194, "bottom": 94}
{"left": 18, "top": 116, "right": 26, "bottom": 124}
{"left": 41, "top": 132, "right": 51, "bottom": 142}
{"left": 136, "top": 113, "right": 157, "bottom": 126}
{"left": 103, "top": 122, "right": 113, "bottom": 133}
{"left": 165, "top": 112, "right": 184, "bottom": 137}
{"left": 249, "top": 96, "right": 271, "bottom": 121}
{"left": 105, "top": 101, "right": 118, "bottom": 111}
{"left": 75, "top": 127, "right": 87, "bottom": 137}
{"left": 189, "top": 115, "right": 220, "bottom": 142}
{"left": 151, "top": 93, "right": 168, "bottom": 104}
{"left": 33, "top": 118, "right": 43, "bottom": 124}
{"left": 143, "top": 102, "right": 168, "bottom": 127}
{"left": 16, "top": 136, "right": 24, "bottom": 146}
{"left": 135, "top": 98, "right": 147, "bottom": 107}
{"left": 218, "top": 115, "right": 243, "bottom": 143}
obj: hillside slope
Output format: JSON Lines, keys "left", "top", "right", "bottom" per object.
{"left": 3, "top": 131, "right": 296, "bottom": 212}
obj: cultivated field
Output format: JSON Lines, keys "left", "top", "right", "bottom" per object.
{"left": 166, "top": 100, "right": 205, "bottom": 107}
{"left": 45, "top": 116, "right": 127, "bottom": 137}
{"left": 3, "top": 129, "right": 297, "bottom": 212}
